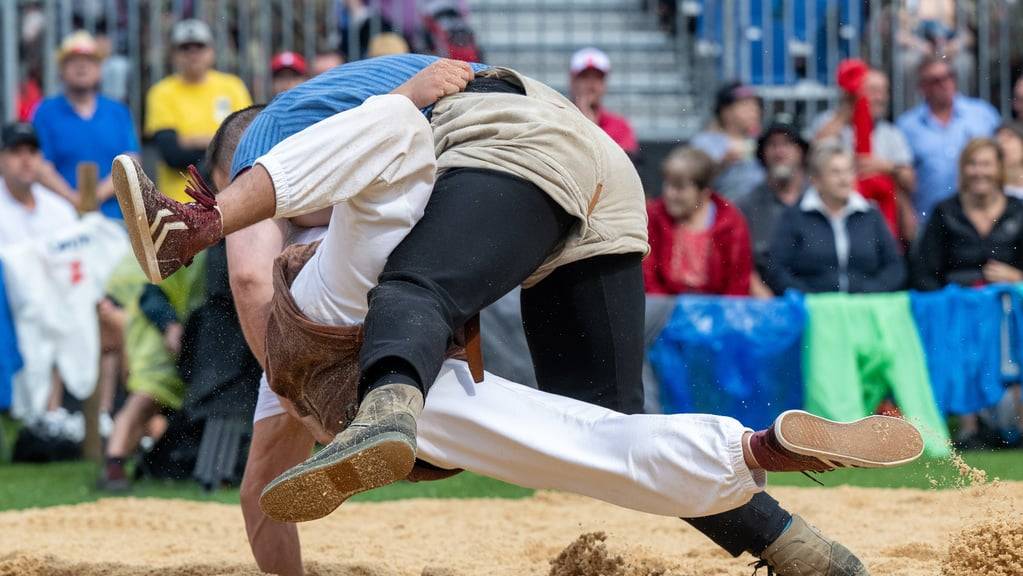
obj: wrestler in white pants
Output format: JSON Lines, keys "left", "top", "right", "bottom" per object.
{"left": 252, "top": 94, "right": 765, "bottom": 519}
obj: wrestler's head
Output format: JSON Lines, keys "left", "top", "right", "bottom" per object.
{"left": 205, "top": 105, "right": 267, "bottom": 191}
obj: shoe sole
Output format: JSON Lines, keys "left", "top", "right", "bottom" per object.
{"left": 111, "top": 155, "right": 163, "bottom": 283}
{"left": 775, "top": 410, "right": 924, "bottom": 468}
{"left": 259, "top": 431, "right": 415, "bottom": 523}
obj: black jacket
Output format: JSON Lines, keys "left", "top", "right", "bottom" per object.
{"left": 911, "top": 195, "right": 1023, "bottom": 290}
{"left": 765, "top": 194, "right": 906, "bottom": 294}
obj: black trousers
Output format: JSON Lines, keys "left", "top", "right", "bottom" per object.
{"left": 359, "top": 167, "right": 788, "bottom": 557}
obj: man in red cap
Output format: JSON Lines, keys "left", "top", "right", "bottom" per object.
{"left": 569, "top": 47, "right": 638, "bottom": 157}
{"left": 271, "top": 52, "right": 309, "bottom": 96}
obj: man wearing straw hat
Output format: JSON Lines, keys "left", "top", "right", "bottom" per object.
{"left": 32, "top": 31, "right": 139, "bottom": 218}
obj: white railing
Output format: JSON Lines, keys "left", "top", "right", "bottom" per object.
{"left": 674, "top": 0, "right": 1023, "bottom": 127}
{"left": 0, "top": 0, "right": 413, "bottom": 124}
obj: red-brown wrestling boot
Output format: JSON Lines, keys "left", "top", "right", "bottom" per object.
{"left": 748, "top": 410, "right": 924, "bottom": 472}
{"left": 111, "top": 154, "right": 223, "bottom": 282}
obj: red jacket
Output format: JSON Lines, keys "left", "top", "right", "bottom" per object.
{"left": 597, "top": 109, "right": 638, "bottom": 155}
{"left": 644, "top": 194, "right": 753, "bottom": 296}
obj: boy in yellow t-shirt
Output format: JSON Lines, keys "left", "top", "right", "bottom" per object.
{"left": 144, "top": 19, "right": 251, "bottom": 202}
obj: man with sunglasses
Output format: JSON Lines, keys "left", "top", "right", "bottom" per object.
{"left": 897, "top": 55, "right": 1000, "bottom": 221}
{"left": 144, "top": 19, "right": 252, "bottom": 203}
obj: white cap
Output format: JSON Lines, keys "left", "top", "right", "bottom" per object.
{"left": 570, "top": 47, "right": 611, "bottom": 76}
{"left": 171, "top": 19, "right": 213, "bottom": 47}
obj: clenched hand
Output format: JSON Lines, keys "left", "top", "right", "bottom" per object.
{"left": 391, "top": 58, "right": 475, "bottom": 109}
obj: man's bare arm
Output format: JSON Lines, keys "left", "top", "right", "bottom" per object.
{"left": 228, "top": 218, "right": 287, "bottom": 369}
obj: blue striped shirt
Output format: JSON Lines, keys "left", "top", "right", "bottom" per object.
{"left": 231, "top": 54, "right": 489, "bottom": 180}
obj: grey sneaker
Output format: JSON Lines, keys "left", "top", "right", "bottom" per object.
{"left": 755, "top": 515, "right": 869, "bottom": 575}
{"left": 259, "top": 383, "right": 423, "bottom": 522}
{"left": 111, "top": 155, "right": 223, "bottom": 283}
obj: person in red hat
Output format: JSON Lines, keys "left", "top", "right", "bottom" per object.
{"left": 568, "top": 47, "right": 638, "bottom": 157}
{"left": 271, "top": 52, "right": 309, "bottom": 96}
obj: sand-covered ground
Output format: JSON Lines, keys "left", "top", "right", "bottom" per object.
{"left": 0, "top": 481, "right": 1021, "bottom": 576}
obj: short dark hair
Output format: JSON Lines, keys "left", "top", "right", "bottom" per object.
{"left": 662, "top": 146, "right": 717, "bottom": 191}
{"left": 756, "top": 123, "right": 808, "bottom": 168}
{"left": 917, "top": 54, "right": 951, "bottom": 80}
{"left": 714, "top": 81, "right": 760, "bottom": 120}
{"left": 205, "top": 104, "right": 267, "bottom": 183}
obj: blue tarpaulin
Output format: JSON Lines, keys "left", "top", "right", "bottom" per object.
{"left": 648, "top": 293, "right": 806, "bottom": 430}
{"left": 0, "top": 262, "right": 23, "bottom": 411}
{"left": 910, "top": 285, "right": 1022, "bottom": 416}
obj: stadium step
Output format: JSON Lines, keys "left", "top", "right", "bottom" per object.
{"left": 467, "top": 0, "right": 699, "bottom": 141}
{"left": 483, "top": 47, "right": 684, "bottom": 69}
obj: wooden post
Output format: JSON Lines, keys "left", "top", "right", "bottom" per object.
{"left": 76, "top": 162, "right": 102, "bottom": 464}
{"left": 76, "top": 162, "right": 99, "bottom": 214}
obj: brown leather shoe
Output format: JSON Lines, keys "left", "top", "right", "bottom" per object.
{"left": 111, "top": 155, "right": 223, "bottom": 282}
{"left": 749, "top": 410, "right": 924, "bottom": 472}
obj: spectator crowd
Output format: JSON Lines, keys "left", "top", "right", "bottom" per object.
{"left": 642, "top": 54, "right": 1023, "bottom": 449}
{"left": 644, "top": 56, "right": 1023, "bottom": 301}
{"left": 1, "top": 1, "right": 1021, "bottom": 499}
{"left": 0, "top": 7, "right": 491, "bottom": 489}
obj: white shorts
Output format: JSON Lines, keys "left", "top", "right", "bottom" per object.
{"left": 254, "top": 374, "right": 287, "bottom": 424}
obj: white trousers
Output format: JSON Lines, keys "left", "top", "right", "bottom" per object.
{"left": 252, "top": 94, "right": 765, "bottom": 518}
